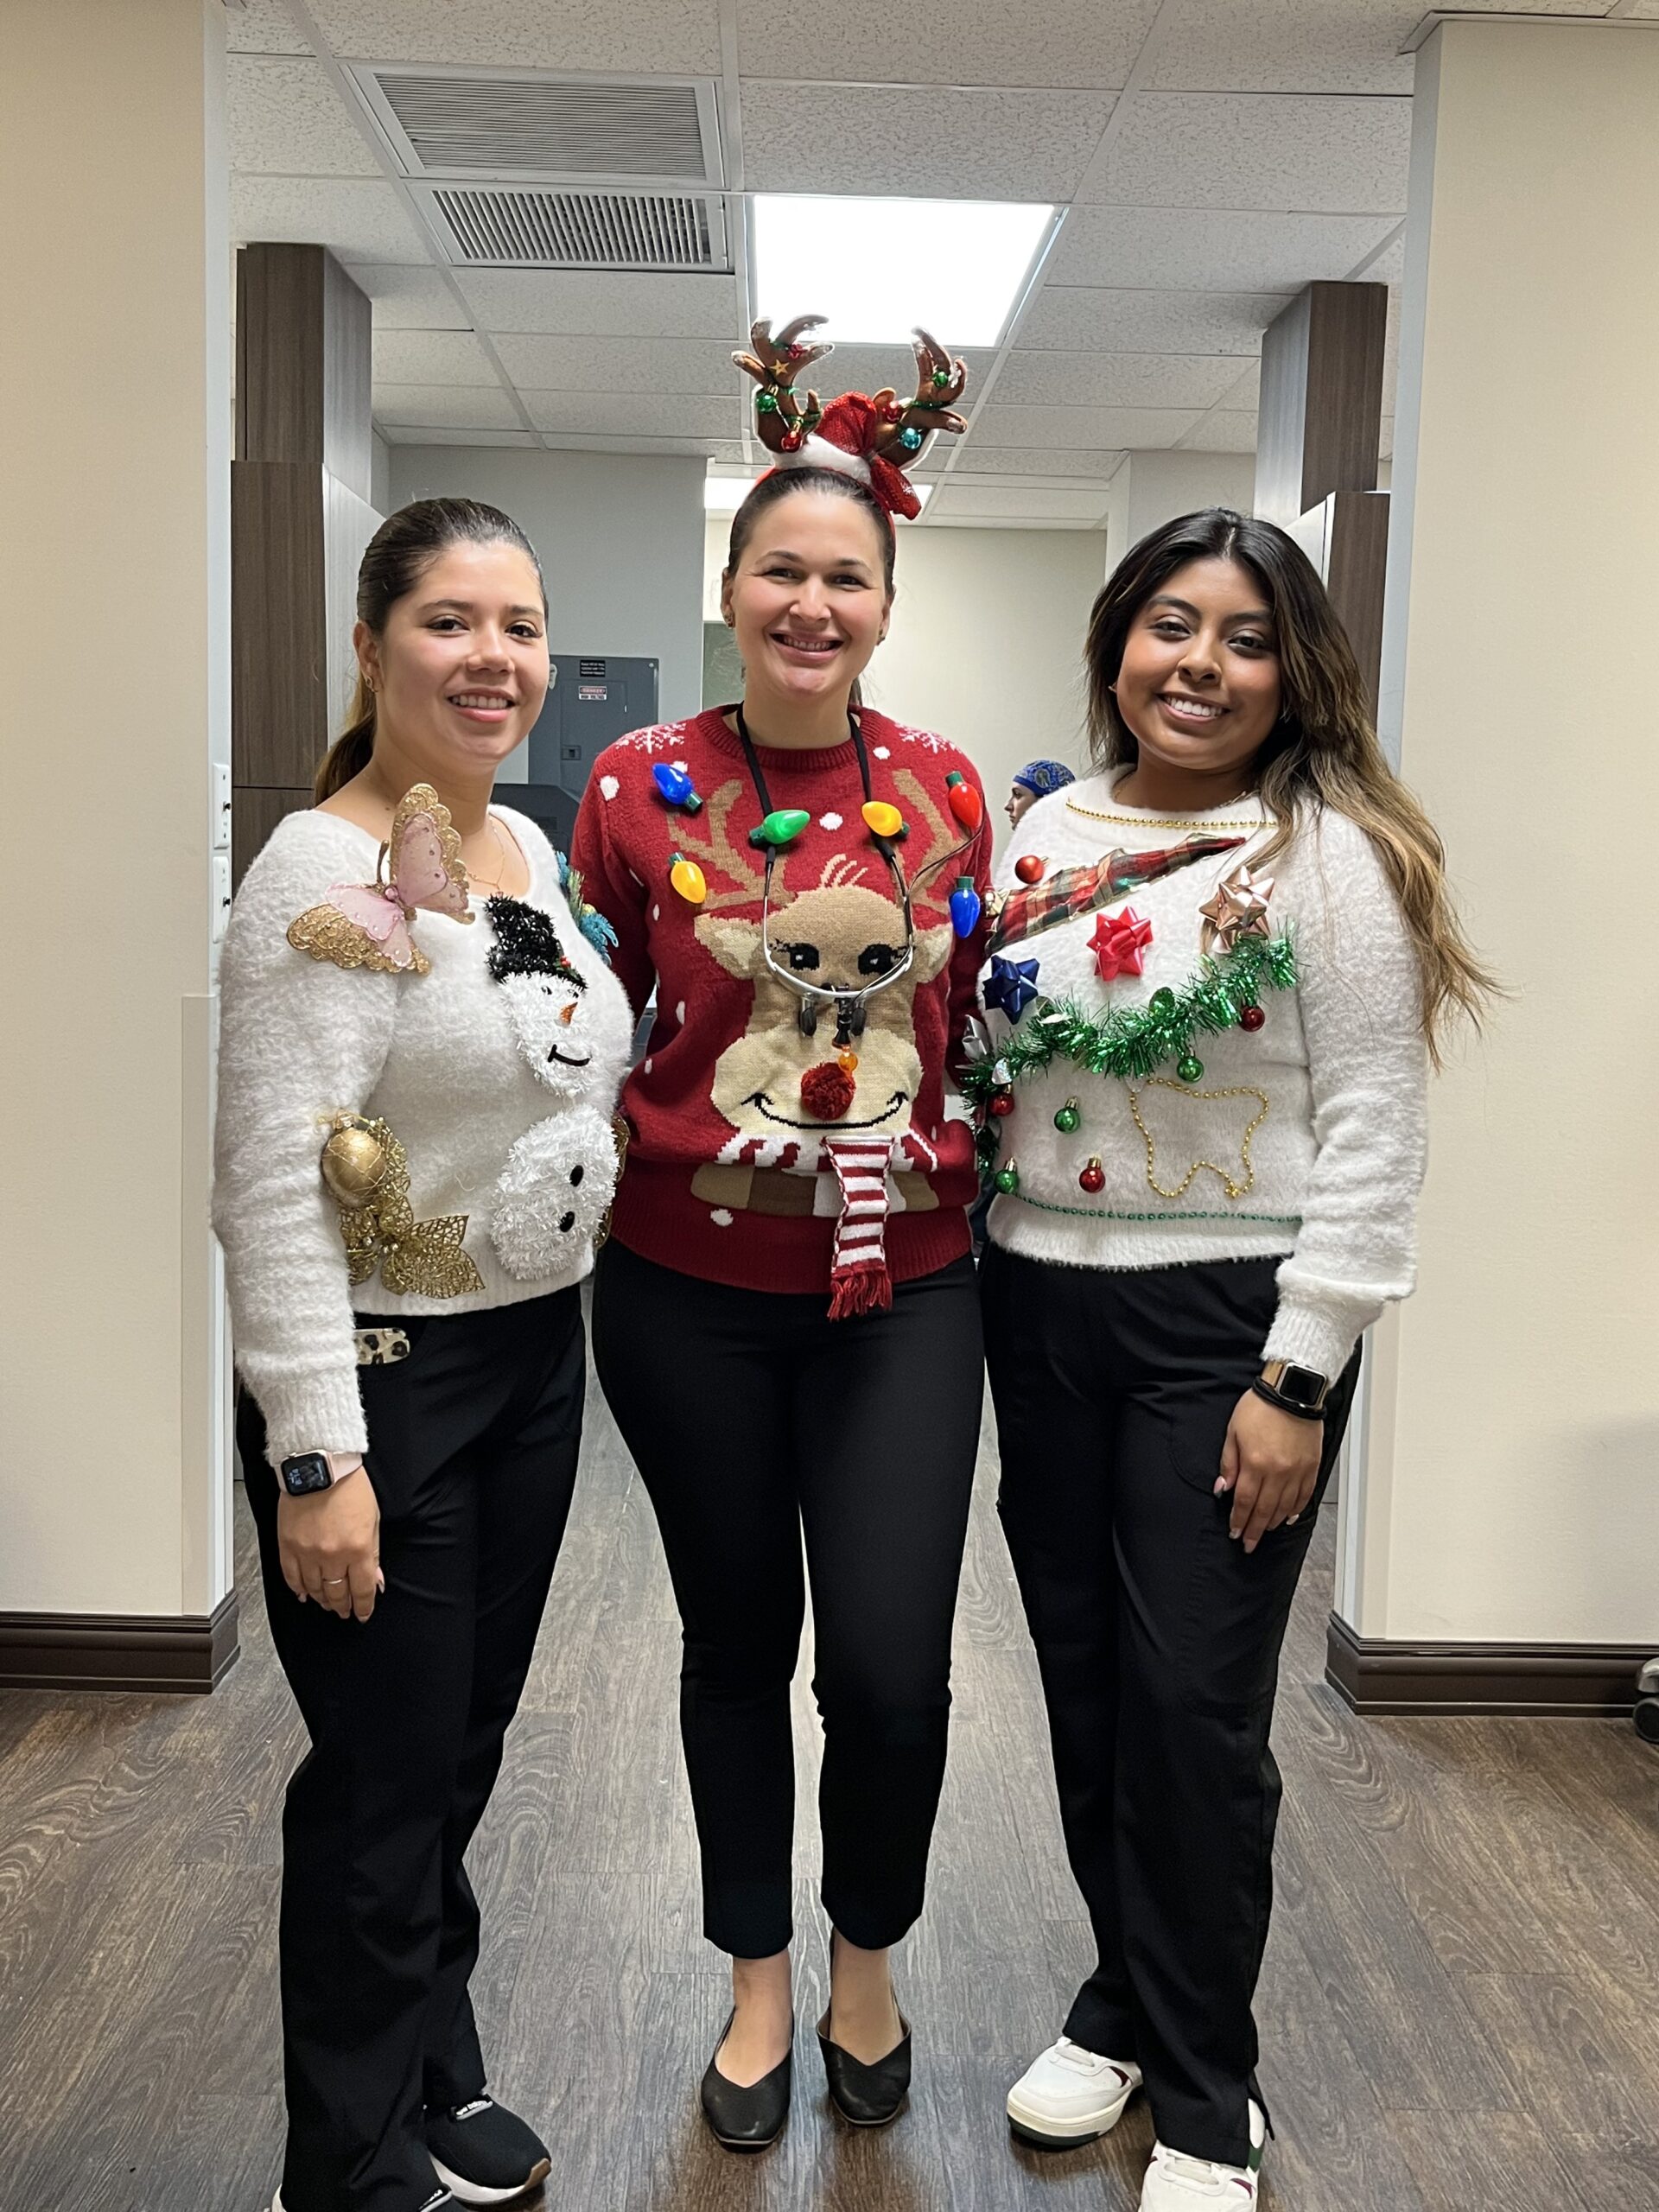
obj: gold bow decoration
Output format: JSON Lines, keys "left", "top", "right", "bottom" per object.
{"left": 319, "top": 1113, "right": 485, "bottom": 1299}
{"left": 1198, "top": 864, "right": 1274, "bottom": 955}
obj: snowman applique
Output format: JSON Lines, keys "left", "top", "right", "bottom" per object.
{"left": 484, "top": 894, "right": 632, "bottom": 1281}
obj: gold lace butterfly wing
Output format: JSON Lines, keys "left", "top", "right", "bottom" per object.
{"left": 388, "top": 784, "right": 472, "bottom": 924}
{"left": 287, "top": 880, "right": 429, "bottom": 975}
{"left": 285, "top": 784, "right": 471, "bottom": 975}
{"left": 382, "top": 1213, "right": 486, "bottom": 1299}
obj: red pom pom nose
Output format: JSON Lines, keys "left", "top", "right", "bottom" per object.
{"left": 801, "top": 1061, "right": 856, "bottom": 1121}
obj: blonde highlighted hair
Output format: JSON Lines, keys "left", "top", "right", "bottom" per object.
{"left": 1085, "top": 508, "right": 1497, "bottom": 1062}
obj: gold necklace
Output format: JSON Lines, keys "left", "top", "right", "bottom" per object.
{"left": 466, "top": 817, "right": 513, "bottom": 895}
{"left": 1065, "top": 794, "right": 1268, "bottom": 831}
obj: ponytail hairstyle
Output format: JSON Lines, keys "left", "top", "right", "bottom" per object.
{"left": 315, "top": 497, "right": 548, "bottom": 801}
{"left": 1085, "top": 507, "right": 1497, "bottom": 1062}
{"left": 721, "top": 466, "right": 897, "bottom": 712}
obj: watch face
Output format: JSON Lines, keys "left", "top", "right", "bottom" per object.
{"left": 282, "top": 1452, "right": 334, "bottom": 1497}
{"left": 1279, "top": 1364, "right": 1327, "bottom": 1406}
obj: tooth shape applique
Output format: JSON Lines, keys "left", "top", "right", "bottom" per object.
{"left": 1125, "top": 1078, "right": 1270, "bottom": 1204}
{"left": 288, "top": 785, "right": 473, "bottom": 976}
{"left": 319, "top": 1112, "right": 485, "bottom": 1297}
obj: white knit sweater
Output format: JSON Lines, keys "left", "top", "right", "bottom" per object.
{"left": 983, "top": 772, "right": 1427, "bottom": 1376}
{"left": 213, "top": 804, "right": 632, "bottom": 1465}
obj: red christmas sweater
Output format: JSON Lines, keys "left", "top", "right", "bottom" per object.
{"left": 570, "top": 704, "right": 993, "bottom": 1296}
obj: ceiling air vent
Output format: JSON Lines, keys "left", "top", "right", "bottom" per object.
{"left": 353, "top": 65, "right": 723, "bottom": 188}
{"left": 424, "top": 186, "right": 730, "bottom": 273}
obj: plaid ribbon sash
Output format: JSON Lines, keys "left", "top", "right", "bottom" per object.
{"left": 987, "top": 835, "right": 1246, "bottom": 957}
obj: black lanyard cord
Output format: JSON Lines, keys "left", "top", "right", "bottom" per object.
{"left": 731, "top": 703, "right": 873, "bottom": 820}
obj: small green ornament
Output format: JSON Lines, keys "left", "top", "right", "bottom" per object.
{"left": 932, "top": 367, "right": 950, "bottom": 390}
{"left": 1177, "top": 1054, "right": 1205, "bottom": 1084}
{"left": 1149, "top": 988, "right": 1177, "bottom": 1017}
{"left": 994, "top": 1160, "right": 1020, "bottom": 1196}
{"left": 756, "top": 389, "right": 780, "bottom": 415}
{"left": 1053, "top": 1097, "right": 1081, "bottom": 1135}
{"left": 750, "top": 807, "right": 810, "bottom": 849}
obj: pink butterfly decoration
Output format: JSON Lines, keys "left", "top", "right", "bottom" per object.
{"left": 288, "top": 785, "right": 474, "bottom": 976}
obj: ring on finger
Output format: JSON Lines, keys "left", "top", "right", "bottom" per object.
{"left": 322, "top": 1575, "right": 348, "bottom": 1586}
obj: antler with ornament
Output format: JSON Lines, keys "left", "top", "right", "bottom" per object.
{"left": 734, "top": 315, "right": 833, "bottom": 456}
{"left": 871, "top": 330, "right": 969, "bottom": 466}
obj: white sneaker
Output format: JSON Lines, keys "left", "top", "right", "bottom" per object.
{"left": 1006, "top": 2037, "right": 1143, "bottom": 2146}
{"left": 1139, "top": 2099, "right": 1266, "bottom": 2206}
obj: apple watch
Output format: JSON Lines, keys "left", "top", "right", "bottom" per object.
{"left": 279, "top": 1450, "right": 364, "bottom": 1497}
{"left": 1252, "top": 1360, "right": 1330, "bottom": 1421}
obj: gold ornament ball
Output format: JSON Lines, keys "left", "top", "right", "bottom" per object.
{"left": 321, "top": 1121, "right": 391, "bottom": 1208}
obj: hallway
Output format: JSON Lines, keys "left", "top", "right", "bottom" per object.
{"left": 3, "top": 1366, "right": 1657, "bottom": 2212}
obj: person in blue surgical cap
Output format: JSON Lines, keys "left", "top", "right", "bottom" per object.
{"left": 1006, "top": 758, "right": 1076, "bottom": 830}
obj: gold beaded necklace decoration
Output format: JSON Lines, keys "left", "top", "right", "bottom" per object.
{"left": 1065, "top": 796, "right": 1268, "bottom": 833}
{"left": 1125, "top": 1079, "right": 1271, "bottom": 1203}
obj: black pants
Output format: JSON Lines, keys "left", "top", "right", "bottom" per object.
{"left": 591, "top": 1241, "right": 983, "bottom": 1960}
{"left": 980, "top": 1246, "right": 1358, "bottom": 2169}
{"left": 240, "top": 1291, "right": 585, "bottom": 2212}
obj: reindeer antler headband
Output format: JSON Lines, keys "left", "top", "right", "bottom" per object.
{"left": 734, "top": 315, "right": 969, "bottom": 522}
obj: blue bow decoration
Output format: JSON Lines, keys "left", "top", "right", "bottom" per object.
{"left": 985, "top": 954, "right": 1041, "bottom": 1021}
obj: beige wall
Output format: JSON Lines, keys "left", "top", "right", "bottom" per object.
{"left": 1103, "top": 450, "right": 1257, "bottom": 575}
{"left": 1354, "top": 19, "right": 1659, "bottom": 1644}
{"left": 2, "top": 0, "right": 231, "bottom": 1616}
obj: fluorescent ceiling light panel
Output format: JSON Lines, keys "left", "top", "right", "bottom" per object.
{"left": 752, "top": 195, "right": 1055, "bottom": 350}
{"left": 705, "top": 470, "right": 931, "bottom": 513}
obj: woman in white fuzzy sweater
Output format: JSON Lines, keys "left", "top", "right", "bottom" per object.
{"left": 213, "top": 499, "right": 631, "bottom": 2212}
{"left": 978, "top": 510, "right": 1491, "bottom": 2209}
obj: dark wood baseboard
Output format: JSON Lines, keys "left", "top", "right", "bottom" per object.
{"left": 0, "top": 1592, "right": 239, "bottom": 1694}
{"left": 1326, "top": 1611, "right": 1651, "bottom": 1716}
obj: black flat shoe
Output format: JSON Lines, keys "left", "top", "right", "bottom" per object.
{"left": 817, "top": 2012, "right": 912, "bottom": 2128}
{"left": 699, "top": 2010, "right": 793, "bottom": 2152}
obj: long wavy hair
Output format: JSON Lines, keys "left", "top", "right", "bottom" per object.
{"left": 315, "top": 498, "right": 547, "bottom": 801}
{"left": 1084, "top": 507, "right": 1496, "bottom": 1061}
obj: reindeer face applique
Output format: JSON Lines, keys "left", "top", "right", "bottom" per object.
{"left": 671, "top": 777, "right": 957, "bottom": 1148}
{"left": 485, "top": 895, "right": 632, "bottom": 1103}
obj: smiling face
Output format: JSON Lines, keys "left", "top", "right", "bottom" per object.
{"left": 1112, "top": 555, "right": 1283, "bottom": 798}
{"left": 357, "top": 537, "right": 550, "bottom": 783}
{"left": 721, "top": 486, "right": 893, "bottom": 712}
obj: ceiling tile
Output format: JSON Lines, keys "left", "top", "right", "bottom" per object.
{"left": 931, "top": 483, "right": 1110, "bottom": 523}
{"left": 520, "top": 391, "right": 741, "bottom": 436}
{"left": 459, "top": 270, "right": 742, "bottom": 338}
{"left": 734, "top": 0, "right": 1159, "bottom": 87}
{"left": 974, "top": 403, "right": 1200, "bottom": 450}
{"left": 950, "top": 446, "right": 1127, "bottom": 479}
{"left": 1180, "top": 410, "right": 1258, "bottom": 453}
{"left": 1217, "top": 360, "right": 1260, "bottom": 408}
{"left": 381, "top": 425, "right": 540, "bottom": 447}
{"left": 1146, "top": 0, "right": 1420, "bottom": 93}
{"left": 1018, "top": 287, "right": 1292, "bottom": 354}
{"left": 372, "top": 384, "right": 525, "bottom": 429}
{"left": 373, "top": 330, "right": 500, "bottom": 385}
{"left": 995, "top": 350, "right": 1243, "bottom": 410}
{"left": 344, "top": 263, "right": 471, "bottom": 329}
{"left": 228, "top": 54, "right": 379, "bottom": 176}
{"left": 226, "top": 0, "right": 313, "bottom": 55}
{"left": 308, "top": 0, "right": 722, "bottom": 73}
{"left": 231, "top": 176, "right": 430, "bottom": 264}
{"left": 1046, "top": 207, "right": 1399, "bottom": 291}
{"left": 1081, "top": 92, "right": 1412, "bottom": 213}
{"left": 540, "top": 434, "right": 739, "bottom": 456}
{"left": 1357, "top": 230, "right": 1406, "bottom": 284}
{"left": 495, "top": 334, "right": 736, "bottom": 393}
{"left": 740, "top": 83, "right": 1116, "bottom": 200}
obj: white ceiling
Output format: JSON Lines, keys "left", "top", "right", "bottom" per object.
{"left": 226, "top": 0, "right": 1632, "bottom": 527}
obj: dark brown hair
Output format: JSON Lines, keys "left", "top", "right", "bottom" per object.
{"left": 315, "top": 497, "right": 547, "bottom": 801}
{"left": 721, "top": 467, "right": 896, "bottom": 714}
{"left": 1086, "top": 507, "right": 1496, "bottom": 1058}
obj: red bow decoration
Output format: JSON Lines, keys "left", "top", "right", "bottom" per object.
{"left": 817, "top": 394, "right": 922, "bottom": 519}
{"left": 1090, "top": 906, "right": 1154, "bottom": 981}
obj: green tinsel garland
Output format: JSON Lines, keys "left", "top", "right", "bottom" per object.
{"left": 964, "top": 932, "right": 1298, "bottom": 1126}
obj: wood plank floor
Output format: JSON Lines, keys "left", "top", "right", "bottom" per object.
{"left": 4, "top": 1350, "right": 1659, "bottom": 2211}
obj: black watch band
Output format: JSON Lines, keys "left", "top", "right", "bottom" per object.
{"left": 1251, "top": 1377, "right": 1326, "bottom": 1421}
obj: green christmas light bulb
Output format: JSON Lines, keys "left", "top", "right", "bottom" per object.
{"left": 749, "top": 808, "right": 811, "bottom": 849}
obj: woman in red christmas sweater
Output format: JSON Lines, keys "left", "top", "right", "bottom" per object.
{"left": 573, "top": 320, "right": 992, "bottom": 2151}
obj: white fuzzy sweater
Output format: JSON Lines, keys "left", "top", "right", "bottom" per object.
{"left": 213, "top": 805, "right": 632, "bottom": 1465}
{"left": 984, "top": 773, "right": 1427, "bottom": 1377}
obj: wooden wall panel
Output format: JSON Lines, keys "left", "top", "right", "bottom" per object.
{"left": 231, "top": 460, "right": 327, "bottom": 789}
{"left": 1325, "top": 489, "right": 1391, "bottom": 714}
{"left": 1256, "top": 281, "right": 1388, "bottom": 526}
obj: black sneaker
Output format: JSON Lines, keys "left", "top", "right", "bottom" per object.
{"left": 424, "top": 2096, "right": 551, "bottom": 2206}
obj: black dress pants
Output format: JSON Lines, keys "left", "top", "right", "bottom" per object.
{"left": 240, "top": 1290, "right": 585, "bottom": 2212}
{"left": 980, "top": 1245, "right": 1358, "bottom": 2170}
{"left": 591, "top": 1240, "right": 983, "bottom": 1960}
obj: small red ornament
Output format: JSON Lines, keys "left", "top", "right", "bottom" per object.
{"left": 945, "top": 772, "right": 983, "bottom": 832}
{"left": 1014, "top": 854, "right": 1045, "bottom": 885}
{"left": 800, "top": 1062, "right": 855, "bottom": 1121}
{"left": 1079, "top": 1157, "right": 1106, "bottom": 1194}
{"left": 1240, "top": 1004, "right": 1267, "bottom": 1033}
{"left": 988, "top": 1088, "right": 1016, "bottom": 1118}
{"left": 1090, "top": 905, "right": 1154, "bottom": 982}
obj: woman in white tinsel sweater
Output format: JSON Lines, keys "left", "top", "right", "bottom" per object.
{"left": 213, "top": 499, "right": 630, "bottom": 2212}
{"left": 978, "top": 509, "right": 1493, "bottom": 2210}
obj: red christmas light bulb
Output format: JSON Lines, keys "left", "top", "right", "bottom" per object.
{"left": 945, "top": 772, "right": 983, "bottom": 832}
{"left": 1014, "top": 854, "right": 1045, "bottom": 885}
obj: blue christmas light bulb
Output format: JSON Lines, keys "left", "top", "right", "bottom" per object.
{"left": 950, "top": 874, "right": 982, "bottom": 938}
{"left": 652, "top": 761, "right": 703, "bottom": 813}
